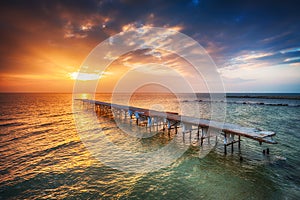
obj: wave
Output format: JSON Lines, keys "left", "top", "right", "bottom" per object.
{"left": 0, "top": 122, "right": 26, "bottom": 127}
{"left": 48, "top": 112, "right": 73, "bottom": 118}
{"left": 39, "top": 122, "right": 55, "bottom": 127}
{"left": 0, "top": 118, "right": 17, "bottom": 121}
{"left": 20, "top": 140, "right": 81, "bottom": 160}
{"left": 1, "top": 128, "right": 53, "bottom": 144}
{"left": 35, "top": 119, "right": 66, "bottom": 128}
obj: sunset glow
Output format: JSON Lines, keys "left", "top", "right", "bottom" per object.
{"left": 1, "top": 1, "right": 300, "bottom": 199}
{"left": 0, "top": 1, "right": 299, "bottom": 92}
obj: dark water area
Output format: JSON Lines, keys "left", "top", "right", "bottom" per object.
{"left": 0, "top": 93, "right": 299, "bottom": 199}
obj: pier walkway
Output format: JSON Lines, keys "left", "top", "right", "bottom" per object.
{"left": 77, "top": 99, "right": 277, "bottom": 154}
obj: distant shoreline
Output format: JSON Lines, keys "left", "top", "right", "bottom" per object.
{"left": 226, "top": 95, "right": 300, "bottom": 100}
{"left": 0, "top": 92, "right": 300, "bottom": 100}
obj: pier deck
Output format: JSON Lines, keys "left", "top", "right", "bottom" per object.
{"left": 77, "top": 99, "right": 277, "bottom": 154}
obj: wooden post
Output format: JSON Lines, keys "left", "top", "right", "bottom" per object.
{"left": 167, "top": 120, "right": 171, "bottom": 136}
{"left": 201, "top": 127, "right": 206, "bottom": 146}
{"left": 224, "top": 133, "right": 227, "bottom": 155}
{"left": 208, "top": 130, "right": 211, "bottom": 145}
{"left": 231, "top": 134, "right": 234, "bottom": 153}
{"left": 135, "top": 112, "right": 139, "bottom": 125}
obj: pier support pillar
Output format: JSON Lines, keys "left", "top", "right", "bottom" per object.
{"left": 224, "top": 133, "right": 227, "bottom": 155}
{"left": 201, "top": 127, "right": 208, "bottom": 146}
{"left": 231, "top": 134, "right": 234, "bottom": 153}
{"left": 134, "top": 112, "right": 140, "bottom": 125}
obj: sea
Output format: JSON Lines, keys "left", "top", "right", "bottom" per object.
{"left": 0, "top": 93, "right": 299, "bottom": 199}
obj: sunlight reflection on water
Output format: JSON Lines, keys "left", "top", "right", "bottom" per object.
{"left": 0, "top": 93, "right": 299, "bottom": 199}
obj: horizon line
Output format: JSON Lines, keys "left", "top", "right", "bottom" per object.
{"left": 0, "top": 91, "right": 299, "bottom": 94}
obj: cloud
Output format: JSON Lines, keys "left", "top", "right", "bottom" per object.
{"left": 280, "top": 47, "right": 300, "bottom": 54}
{"left": 222, "top": 77, "right": 256, "bottom": 83}
{"left": 0, "top": 0, "right": 300, "bottom": 92}
{"left": 113, "top": 48, "right": 186, "bottom": 76}
{"left": 69, "top": 71, "right": 112, "bottom": 81}
{"left": 284, "top": 57, "right": 300, "bottom": 63}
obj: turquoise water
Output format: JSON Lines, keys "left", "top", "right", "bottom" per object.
{"left": 0, "top": 93, "right": 299, "bottom": 199}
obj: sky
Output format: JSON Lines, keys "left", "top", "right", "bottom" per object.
{"left": 0, "top": 0, "right": 300, "bottom": 93}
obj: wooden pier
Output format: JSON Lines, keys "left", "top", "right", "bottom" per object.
{"left": 77, "top": 99, "right": 277, "bottom": 155}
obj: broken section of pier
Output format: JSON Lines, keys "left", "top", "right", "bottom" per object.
{"left": 76, "top": 99, "right": 277, "bottom": 154}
